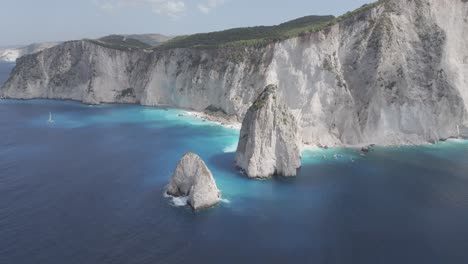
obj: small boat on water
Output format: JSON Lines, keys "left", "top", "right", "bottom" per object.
{"left": 47, "top": 112, "right": 55, "bottom": 123}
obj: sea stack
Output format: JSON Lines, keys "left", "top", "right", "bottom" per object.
{"left": 167, "top": 152, "right": 220, "bottom": 210}
{"left": 236, "top": 84, "right": 302, "bottom": 178}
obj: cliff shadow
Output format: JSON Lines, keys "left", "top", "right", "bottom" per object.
{"left": 209, "top": 152, "right": 246, "bottom": 179}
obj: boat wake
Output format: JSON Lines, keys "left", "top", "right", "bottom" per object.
{"left": 47, "top": 112, "right": 55, "bottom": 123}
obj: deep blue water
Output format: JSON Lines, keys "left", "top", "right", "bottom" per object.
{"left": 1, "top": 64, "right": 468, "bottom": 264}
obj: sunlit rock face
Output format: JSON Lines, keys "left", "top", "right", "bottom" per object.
{"left": 235, "top": 84, "right": 302, "bottom": 178}
{"left": 167, "top": 152, "right": 220, "bottom": 210}
{"left": 2, "top": 0, "right": 467, "bottom": 146}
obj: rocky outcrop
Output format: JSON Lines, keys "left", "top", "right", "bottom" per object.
{"left": 0, "top": 42, "right": 59, "bottom": 62}
{"left": 167, "top": 152, "right": 220, "bottom": 210}
{"left": 236, "top": 84, "right": 301, "bottom": 178}
{"left": 2, "top": 0, "right": 468, "bottom": 147}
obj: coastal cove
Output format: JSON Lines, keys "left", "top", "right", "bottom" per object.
{"left": 2, "top": 0, "right": 468, "bottom": 263}
{"left": 1, "top": 99, "right": 468, "bottom": 263}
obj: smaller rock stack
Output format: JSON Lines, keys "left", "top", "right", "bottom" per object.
{"left": 167, "top": 152, "right": 220, "bottom": 210}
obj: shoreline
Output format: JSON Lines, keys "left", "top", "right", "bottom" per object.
{"left": 1, "top": 98, "right": 466, "bottom": 147}
{"left": 184, "top": 110, "right": 241, "bottom": 130}
{"left": 302, "top": 138, "right": 467, "bottom": 152}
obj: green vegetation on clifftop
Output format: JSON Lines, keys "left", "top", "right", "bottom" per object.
{"left": 84, "top": 1, "right": 385, "bottom": 51}
{"left": 158, "top": 0, "right": 386, "bottom": 49}
{"left": 158, "top": 15, "right": 335, "bottom": 49}
{"left": 85, "top": 35, "right": 152, "bottom": 51}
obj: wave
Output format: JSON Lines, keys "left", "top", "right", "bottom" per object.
{"left": 172, "top": 196, "right": 189, "bottom": 207}
{"left": 447, "top": 138, "right": 468, "bottom": 143}
{"left": 220, "top": 198, "right": 231, "bottom": 204}
{"left": 223, "top": 143, "right": 238, "bottom": 153}
{"left": 165, "top": 190, "right": 230, "bottom": 206}
{"left": 163, "top": 191, "right": 189, "bottom": 207}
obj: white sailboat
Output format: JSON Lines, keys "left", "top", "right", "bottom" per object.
{"left": 47, "top": 112, "right": 55, "bottom": 123}
{"left": 457, "top": 125, "right": 460, "bottom": 138}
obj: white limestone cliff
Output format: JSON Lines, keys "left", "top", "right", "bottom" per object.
{"left": 1, "top": 0, "right": 467, "bottom": 147}
{"left": 166, "top": 152, "right": 220, "bottom": 210}
{"left": 0, "top": 42, "right": 59, "bottom": 62}
{"left": 236, "top": 84, "right": 301, "bottom": 178}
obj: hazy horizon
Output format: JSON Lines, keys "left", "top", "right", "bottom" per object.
{"left": 1, "top": 0, "right": 373, "bottom": 47}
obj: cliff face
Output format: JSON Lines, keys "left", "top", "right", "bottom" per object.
{"left": 0, "top": 40, "right": 271, "bottom": 113}
{"left": 2, "top": 0, "right": 467, "bottom": 146}
{"left": 236, "top": 85, "right": 301, "bottom": 178}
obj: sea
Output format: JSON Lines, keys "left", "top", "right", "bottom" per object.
{"left": 1, "top": 61, "right": 468, "bottom": 264}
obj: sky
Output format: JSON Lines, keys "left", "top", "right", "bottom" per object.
{"left": 0, "top": 0, "right": 374, "bottom": 47}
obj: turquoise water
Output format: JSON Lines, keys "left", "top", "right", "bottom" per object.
{"left": 2, "top": 61, "right": 468, "bottom": 263}
{"left": 0, "top": 99, "right": 467, "bottom": 264}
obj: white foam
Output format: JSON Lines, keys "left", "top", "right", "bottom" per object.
{"left": 163, "top": 191, "right": 189, "bottom": 207}
{"left": 220, "top": 198, "right": 231, "bottom": 204}
{"left": 223, "top": 143, "right": 238, "bottom": 153}
{"left": 447, "top": 138, "right": 467, "bottom": 143}
{"left": 171, "top": 196, "right": 189, "bottom": 207}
